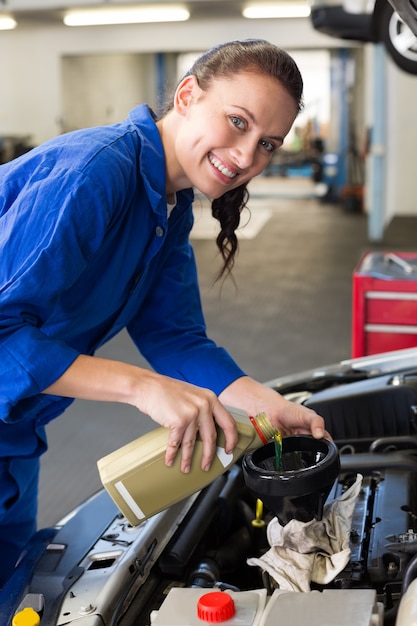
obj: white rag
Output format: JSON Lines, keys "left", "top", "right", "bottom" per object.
{"left": 247, "top": 473, "right": 363, "bottom": 592}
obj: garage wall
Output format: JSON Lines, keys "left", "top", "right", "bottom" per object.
{"left": 363, "top": 42, "right": 417, "bottom": 223}
{"left": 0, "top": 16, "right": 340, "bottom": 144}
{"left": 61, "top": 53, "right": 157, "bottom": 132}
{"left": 1, "top": 15, "right": 416, "bottom": 219}
{"left": 385, "top": 57, "right": 417, "bottom": 217}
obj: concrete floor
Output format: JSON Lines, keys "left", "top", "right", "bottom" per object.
{"left": 38, "top": 176, "right": 417, "bottom": 528}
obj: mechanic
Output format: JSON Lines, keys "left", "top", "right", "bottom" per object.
{"left": 0, "top": 38, "right": 326, "bottom": 587}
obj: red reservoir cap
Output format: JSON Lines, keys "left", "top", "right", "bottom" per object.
{"left": 197, "top": 591, "right": 236, "bottom": 623}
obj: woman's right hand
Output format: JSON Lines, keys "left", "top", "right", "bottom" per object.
{"left": 135, "top": 370, "right": 239, "bottom": 474}
{"left": 42, "top": 354, "right": 238, "bottom": 475}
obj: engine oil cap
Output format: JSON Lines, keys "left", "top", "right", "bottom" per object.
{"left": 197, "top": 591, "right": 236, "bottom": 622}
{"left": 12, "top": 608, "right": 40, "bottom": 626}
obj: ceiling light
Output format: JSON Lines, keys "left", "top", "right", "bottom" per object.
{"left": 243, "top": 3, "right": 311, "bottom": 19}
{"left": 0, "top": 15, "right": 17, "bottom": 30}
{"left": 64, "top": 5, "right": 190, "bottom": 27}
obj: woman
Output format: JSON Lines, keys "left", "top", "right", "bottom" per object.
{"left": 0, "top": 39, "right": 326, "bottom": 585}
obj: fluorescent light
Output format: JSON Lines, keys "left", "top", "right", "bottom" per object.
{"left": 64, "top": 5, "right": 190, "bottom": 27}
{"left": 0, "top": 15, "right": 17, "bottom": 30}
{"left": 243, "top": 3, "right": 311, "bottom": 19}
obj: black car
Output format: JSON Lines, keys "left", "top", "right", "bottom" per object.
{"left": 3, "top": 346, "right": 417, "bottom": 625}
{"left": 388, "top": 0, "right": 417, "bottom": 35}
{"left": 310, "top": 0, "right": 417, "bottom": 74}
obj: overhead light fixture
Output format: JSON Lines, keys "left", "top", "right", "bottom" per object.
{"left": 0, "top": 15, "right": 17, "bottom": 30}
{"left": 64, "top": 5, "right": 190, "bottom": 27}
{"left": 243, "top": 3, "right": 311, "bottom": 19}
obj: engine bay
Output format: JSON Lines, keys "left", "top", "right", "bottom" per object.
{"left": 3, "top": 348, "right": 417, "bottom": 626}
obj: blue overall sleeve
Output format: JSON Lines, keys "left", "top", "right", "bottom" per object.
{"left": 127, "top": 202, "right": 246, "bottom": 396}
{"left": 0, "top": 162, "right": 115, "bottom": 423}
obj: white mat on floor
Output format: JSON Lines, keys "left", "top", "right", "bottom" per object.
{"left": 191, "top": 206, "right": 273, "bottom": 240}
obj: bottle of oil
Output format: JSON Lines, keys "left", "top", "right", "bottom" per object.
{"left": 97, "top": 407, "right": 277, "bottom": 526}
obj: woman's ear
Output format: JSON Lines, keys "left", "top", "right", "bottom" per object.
{"left": 174, "top": 75, "right": 201, "bottom": 115}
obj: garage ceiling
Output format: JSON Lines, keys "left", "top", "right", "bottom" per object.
{"left": 0, "top": 0, "right": 307, "bottom": 24}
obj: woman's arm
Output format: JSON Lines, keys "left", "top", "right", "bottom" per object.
{"left": 219, "top": 375, "right": 328, "bottom": 439}
{"left": 43, "top": 354, "right": 239, "bottom": 474}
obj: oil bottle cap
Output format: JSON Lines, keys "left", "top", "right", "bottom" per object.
{"left": 249, "top": 412, "right": 277, "bottom": 443}
{"left": 12, "top": 608, "right": 40, "bottom": 626}
{"left": 197, "top": 592, "right": 235, "bottom": 622}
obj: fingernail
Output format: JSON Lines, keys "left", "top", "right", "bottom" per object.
{"left": 203, "top": 464, "right": 211, "bottom": 472}
{"left": 183, "top": 465, "right": 190, "bottom": 474}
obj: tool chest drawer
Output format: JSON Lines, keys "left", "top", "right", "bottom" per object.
{"left": 366, "top": 292, "right": 417, "bottom": 325}
{"left": 352, "top": 252, "right": 417, "bottom": 357}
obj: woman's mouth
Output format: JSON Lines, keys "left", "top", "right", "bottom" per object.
{"left": 208, "top": 154, "right": 237, "bottom": 180}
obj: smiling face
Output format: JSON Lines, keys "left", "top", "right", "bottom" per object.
{"left": 162, "top": 70, "right": 299, "bottom": 199}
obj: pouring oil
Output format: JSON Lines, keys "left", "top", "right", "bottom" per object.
{"left": 274, "top": 431, "right": 283, "bottom": 470}
{"left": 98, "top": 408, "right": 277, "bottom": 526}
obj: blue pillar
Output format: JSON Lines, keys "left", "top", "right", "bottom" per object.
{"left": 368, "top": 44, "right": 387, "bottom": 242}
{"left": 155, "top": 52, "right": 166, "bottom": 115}
{"left": 326, "top": 48, "right": 351, "bottom": 200}
{"left": 336, "top": 48, "right": 350, "bottom": 195}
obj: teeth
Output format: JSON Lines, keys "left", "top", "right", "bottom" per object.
{"left": 209, "top": 156, "right": 236, "bottom": 179}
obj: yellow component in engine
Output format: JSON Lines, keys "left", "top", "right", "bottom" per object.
{"left": 251, "top": 498, "right": 266, "bottom": 528}
{"left": 12, "top": 607, "right": 40, "bottom": 626}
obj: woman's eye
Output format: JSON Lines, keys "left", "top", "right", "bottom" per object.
{"left": 260, "top": 139, "right": 275, "bottom": 153}
{"left": 230, "top": 115, "right": 245, "bottom": 129}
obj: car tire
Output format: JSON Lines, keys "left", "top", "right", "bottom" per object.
{"left": 378, "top": 0, "right": 417, "bottom": 74}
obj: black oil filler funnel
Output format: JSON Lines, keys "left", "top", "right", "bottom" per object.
{"left": 242, "top": 435, "right": 340, "bottom": 525}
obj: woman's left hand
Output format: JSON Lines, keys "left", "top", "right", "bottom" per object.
{"left": 219, "top": 375, "right": 330, "bottom": 439}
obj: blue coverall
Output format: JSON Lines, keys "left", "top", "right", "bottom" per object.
{"left": 0, "top": 104, "right": 245, "bottom": 585}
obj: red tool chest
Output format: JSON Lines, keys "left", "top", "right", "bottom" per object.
{"left": 352, "top": 251, "right": 417, "bottom": 357}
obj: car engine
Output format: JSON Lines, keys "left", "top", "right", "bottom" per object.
{"left": 3, "top": 348, "right": 417, "bottom": 626}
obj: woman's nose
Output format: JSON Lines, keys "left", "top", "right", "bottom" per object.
{"left": 230, "top": 138, "right": 257, "bottom": 170}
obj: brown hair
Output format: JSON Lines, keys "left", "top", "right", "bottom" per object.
{"left": 166, "top": 39, "right": 303, "bottom": 280}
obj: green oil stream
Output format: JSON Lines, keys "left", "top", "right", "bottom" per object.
{"left": 274, "top": 431, "right": 282, "bottom": 471}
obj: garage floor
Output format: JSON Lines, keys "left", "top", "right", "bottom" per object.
{"left": 38, "top": 176, "right": 417, "bottom": 528}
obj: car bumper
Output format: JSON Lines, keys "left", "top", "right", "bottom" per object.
{"left": 311, "top": 5, "right": 375, "bottom": 41}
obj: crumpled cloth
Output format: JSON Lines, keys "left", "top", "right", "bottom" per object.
{"left": 247, "top": 473, "right": 363, "bottom": 592}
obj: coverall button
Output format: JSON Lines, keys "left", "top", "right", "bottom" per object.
{"left": 155, "top": 226, "right": 164, "bottom": 237}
